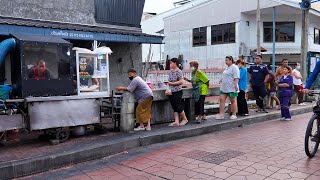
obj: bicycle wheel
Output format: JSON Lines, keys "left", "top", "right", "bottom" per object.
{"left": 305, "top": 115, "right": 320, "bottom": 158}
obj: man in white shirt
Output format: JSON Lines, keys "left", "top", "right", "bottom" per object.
{"left": 292, "top": 63, "right": 306, "bottom": 105}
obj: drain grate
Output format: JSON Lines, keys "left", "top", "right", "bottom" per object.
{"left": 181, "top": 150, "right": 244, "bottom": 165}
{"left": 181, "top": 150, "right": 212, "bottom": 160}
{"left": 199, "top": 150, "right": 245, "bottom": 165}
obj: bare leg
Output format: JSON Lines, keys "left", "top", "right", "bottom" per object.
{"left": 180, "top": 111, "right": 188, "bottom": 125}
{"left": 269, "top": 98, "right": 274, "bottom": 108}
{"left": 219, "top": 94, "right": 228, "bottom": 116}
{"left": 230, "top": 97, "right": 237, "bottom": 116}
{"left": 174, "top": 112, "right": 179, "bottom": 125}
{"left": 139, "top": 122, "right": 144, "bottom": 128}
{"left": 146, "top": 119, "right": 151, "bottom": 129}
{"left": 272, "top": 96, "right": 280, "bottom": 106}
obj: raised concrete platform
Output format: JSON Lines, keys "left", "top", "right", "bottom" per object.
{"left": 0, "top": 104, "right": 313, "bottom": 179}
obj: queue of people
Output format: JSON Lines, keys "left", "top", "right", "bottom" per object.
{"left": 115, "top": 56, "right": 306, "bottom": 132}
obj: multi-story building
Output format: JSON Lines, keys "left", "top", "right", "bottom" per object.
{"left": 163, "top": 0, "right": 320, "bottom": 69}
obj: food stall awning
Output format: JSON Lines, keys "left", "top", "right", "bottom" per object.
{"left": 0, "top": 16, "right": 163, "bottom": 44}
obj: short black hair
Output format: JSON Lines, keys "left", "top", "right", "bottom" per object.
{"left": 127, "top": 68, "right": 137, "bottom": 73}
{"left": 282, "top": 58, "right": 288, "bottom": 62}
{"left": 170, "top": 58, "right": 179, "bottom": 65}
{"left": 267, "top": 64, "right": 272, "bottom": 70}
{"left": 256, "top": 55, "right": 262, "bottom": 59}
{"left": 285, "top": 66, "right": 291, "bottom": 71}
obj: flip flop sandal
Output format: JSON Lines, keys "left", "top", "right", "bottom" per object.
{"left": 168, "top": 122, "right": 179, "bottom": 127}
{"left": 180, "top": 120, "right": 188, "bottom": 126}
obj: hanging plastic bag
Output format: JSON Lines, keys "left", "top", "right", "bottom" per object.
{"left": 165, "top": 84, "right": 172, "bottom": 96}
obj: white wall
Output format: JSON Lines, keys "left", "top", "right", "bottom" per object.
{"left": 141, "top": 0, "right": 211, "bottom": 62}
{"left": 164, "top": 0, "right": 280, "bottom": 32}
{"left": 309, "top": 14, "right": 320, "bottom": 52}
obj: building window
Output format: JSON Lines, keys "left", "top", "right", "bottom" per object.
{"left": 315, "top": 28, "right": 320, "bottom": 44}
{"left": 193, "top": 27, "right": 207, "bottom": 46}
{"left": 263, "top": 22, "right": 295, "bottom": 42}
{"left": 211, "top": 23, "right": 236, "bottom": 45}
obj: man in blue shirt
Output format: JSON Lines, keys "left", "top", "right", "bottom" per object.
{"left": 248, "top": 55, "right": 270, "bottom": 113}
{"left": 236, "top": 59, "right": 249, "bottom": 116}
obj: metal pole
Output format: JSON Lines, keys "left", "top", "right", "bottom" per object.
{"left": 301, "top": 10, "right": 309, "bottom": 82}
{"left": 256, "top": 0, "right": 261, "bottom": 55}
{"left": 272, "top": 7, "right": 276, "bottom": 72}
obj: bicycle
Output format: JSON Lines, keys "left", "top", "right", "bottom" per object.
{"left": 304, "top": 91, "right": 320, "bottom": 158}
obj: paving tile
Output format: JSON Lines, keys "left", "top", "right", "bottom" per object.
{"left": 190, "top": 173, "right": 223, "bottom": 180}
{"left": 202, "top": 165, "right": 240, "bottom": 179}
{"left": 243, "top": 163, "right": 280, "bottom": 177}
{"left": 181, "top": 160, "right": 216, "bottom": 173}
{"left": 180, "top": 150, "right": 212, "bottom": 160}
{"left": 198, "top": 150, "right": 244, "bottom": 165}
{"left": 119, "top": 157, "right": 160, "bottom": 170}
{"left": 157, "top": 155, "right": 195, "bottom": 167}
{"left": 64, "top": 174, "right": 92, "bottom": 180}
{"left": 270, "top": 168, "right": 310, "bottom": 180}
{"left": 307, "top": 175, "right": 320, "bottom": 180}
{"left": 226, "top": 170, "right": 267, "bottom": 180}
{"left": 145, "top": 166, "right": 199, "bottom": 180}
{"left": 219, "top": 158, "right": 254, "bottom": 170}
{"left": 143, "top": 162, "right": 178, "bottom": 175}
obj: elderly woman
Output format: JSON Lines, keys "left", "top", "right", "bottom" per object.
{"left": 166, "top": 58, "right": 188, "bottom": 126}
{"left": 216, "top": 56, "right": 240, "bottom": 120}
{"left": 184, "top": 60, "right": 209, "bottom": 123}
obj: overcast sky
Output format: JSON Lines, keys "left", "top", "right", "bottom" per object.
{"left": 144, "top": 0, "right": 175, "bottom": 13}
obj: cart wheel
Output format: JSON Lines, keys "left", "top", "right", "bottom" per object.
{"left": 44, "top": 130, "right": 55, "bottom": 137}
{"left": 55, "top": 129, "right": 70, "bottom": 143}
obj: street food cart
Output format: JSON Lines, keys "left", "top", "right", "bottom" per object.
{"left": 0, "top": 34, "right": 112, "bottom": 143}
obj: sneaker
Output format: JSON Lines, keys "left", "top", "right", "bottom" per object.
{"left": 262, "top": 109, "right": 268, "bottom": 113}
{"left": 244, "top": 114, "right": 249, "bottom": 116}
{"left": 215, "top": 114, "right": 225, "bottom": 120}
{"left": 145, "top": 127, "right": 151, "bottom": 131}
{"left": 230, "top": 115, "right": 237, "bottom": 120}
{"left": 284, "top": 118, "right": 292, "bottom": 121}
{"left": 134, "top": 126, "right": 145, "bottom": 131}
{"left": 280, "top": 117, "right": 285, "bottom": 120}
{"left": 299, "top": 103, "right": 307, "bottom": 106}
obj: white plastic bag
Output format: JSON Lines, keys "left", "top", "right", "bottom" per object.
{"left": 165, "top": 85, "right": 172, "bottom": 96}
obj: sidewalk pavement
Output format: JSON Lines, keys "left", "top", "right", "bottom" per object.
{"left": 0, "top": 103, "right": 314, "bottom": 179}
{"left": 17, "top": 112, "right": 320, "bottom": 180}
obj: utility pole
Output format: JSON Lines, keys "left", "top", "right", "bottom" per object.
{"left": 272, "top": 7, "right": 276, "bottom": 72}
{"left": 301, "top": 9, "right": 309, "bottom": 82}
{"left": 256, "top": 0, "right": 261, "bottom": 55}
